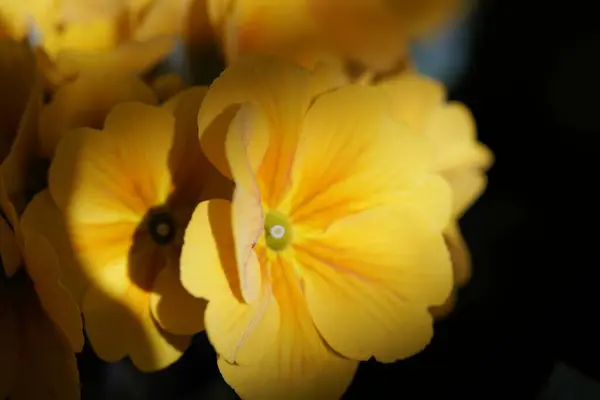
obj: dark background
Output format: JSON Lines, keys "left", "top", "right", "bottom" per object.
{"left": 79, "top": 0, "right": 600, "bottom": 398}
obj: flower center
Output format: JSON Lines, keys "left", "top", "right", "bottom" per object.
{"left": 265, "top": 211, "right": 293, "bottom": 251}
{"left": 148, "top": 211, "right": 176, "bottom": 245}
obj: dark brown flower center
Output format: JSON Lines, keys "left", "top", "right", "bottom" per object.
{"left": 147, "top": 211, "right": 176, "bottom": 246}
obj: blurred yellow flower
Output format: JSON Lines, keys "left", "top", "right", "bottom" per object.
{"left": 206, "top": 0, "right": 327, "bottom": 68}
{"left": 378, "top": 71, "right": 493, "bottom": 315}
{"left": 180, "top": 57, "right": 453, "bottom": 399}
{"left": 32, "top": 0, "right": 192, "bottom": 88}
{"left": 308, "top": 0, "right": 465, "bottom": 72}
{"left": 206, "top": 0, "right": 464, "bottom": 72}
{"left": 0, "top": 40, "right": 82, "bottom": 398}
{"left": 46, "top": 88, "right": 231, "bottom": 371}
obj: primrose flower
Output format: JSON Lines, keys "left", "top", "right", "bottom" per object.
{"left": 180, "top": 56, "right": 453, "bottom": 399}
{"left": 46, "top": 88, "right": 232, "bottom": 371}
{"left": 33, "top": 0, "right": 193, "bottom": 88}
{"left": 378, "top": 71, "right": 493, "bottom": 315}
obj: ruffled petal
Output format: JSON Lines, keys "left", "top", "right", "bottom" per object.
{"left": 82, "top": 260, "right": 190, "bottom": 371}
{"left": 218, "top": 256, "right": 358, "bottom": 400}
{"left": 296, "top": 205, "right": 452, "bottom": 362}
{"left": 150, "top": 264, "right": 207, "bottom": 335}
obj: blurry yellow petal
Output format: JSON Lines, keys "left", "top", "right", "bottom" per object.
{"left": 198, "top": 56, "right": 339, "bottom": 182}
{"left": 39, "top": 71, "right": 158, "bottom": 159}
{"left": 39, "top": 36, "right": 175, "bottom": 89}
{"left": 444, "top": 167, "right": 488, "bottom": 218}
{"left": 21, "top": 231, "right": 84, "bottom": 352}
{"left": 44, "top": 15, "right": 125, "bottom": 57}
{"left": 218, "top": 258, "right": 357, "bottom": 400}
{"left": 10, "top": 280, "right": 80, "bottom": 400}
{"left": 150, "top": 264, "right": 207, "bottom": 335}
{"left": 20, "top": 190, "right": 89, "bottom": 303}
{"left": 425, "top": 102, "right": 493, "bottom": 173}
{"left": 134, "top": 0, "right": 189, "bottom": 41}
{"left": 286, "top": 84, "right": 448, "bottom": 229}
{"left": 444, "top": 222, "right": 471, "bottom": 287}
{"left": 430, "top": 289, "right": 457, "bottom": 319}
{"left": 83, "top": 261, "right": 190, "bottom": 371}
{"left": 0, "top": 291, "right": 17, "bottom": 397}
{"left": 380, "top": 72, "right": 445, "bottom": 134}
{"left": 49, "top": 103, "right": 175, "bottom": 225}
{"left": 151, "top": 73, "right": 187, "bottom": 103}
{"left": 0, "top": 39, "right": 37, "bottom": 163}
{"left": 58, "top": 0, "right": 124, "bottom": 23}
{"left": 297, "top": 206, "right": 452, "bottom": 362}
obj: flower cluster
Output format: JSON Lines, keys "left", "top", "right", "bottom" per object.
{"left": 0, "top": 1, "right": 492, "bottom": 399}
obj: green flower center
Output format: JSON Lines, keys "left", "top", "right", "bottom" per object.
{"left": 265, "top": 211, "right": 293, "bottom": 251}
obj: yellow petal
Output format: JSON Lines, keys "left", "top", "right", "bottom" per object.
{"left": 20, "top": 190, "right": 88, "bottom": 303}
{"left": 39, "top": 71, "right": 158, "bottom": 159}
{"left": 296, "top": 205, "right": 452, "bottom": 362}
{"left": 38, "top": 36, "right": 175, "bottom": 89}
{"left": 285, "top": 84, "right": 447, "bottom": 229}
{"left": 198, "top": 56, "right": 339, "bottom": 183}
{"left": 218, "top": 257, "right": 358, "bottom": 400}
{"left": 443, "top": 167, "right": 488, "bottom": 218}
{"left": 150, "top": 264, "right": 207, "bottom": 335}
{"left": 134, "top": 0, "right": 189, "bottom": 41}
{"left": 83, "top": 260, "right": 190, "bottom": 371}
{"left": 430, "top": 289, "right": 457, "bottom": 320}
{"left": 425, "top": 102, "right": 493, "bottom": 173}
{"left": 180, "top": 201, "right": 277, "bottom": 365}
{"left": 226, "top": 105, "right": 267, "bottom": 302}
{"left": 151, "top": 73, "right": 187, "bottom": 103}
{"left": 21, "top": 231, "right": 84, "bottom": 352}
{"left": 0, "top": 291, "right": 17, "bottom": 398}
{"left": 0, "top": 39, "right": 37, "bottom": 163}
{"left": 9, "top": 280, "right": 80, "bottom": 400}
{"left": 444, "top": 221, "right": 471, "bottom": 287}
{"left": 181, "top": 198, "right": 261, "bottom": 305}
{"left": 180, "top": 199, "right": 236, "bottom": 300}
{"left": 48, "top": 103, "right": 176, "bottom": 225}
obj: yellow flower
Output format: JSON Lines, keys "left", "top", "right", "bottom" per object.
{"left": 180, "top": 56, "right": 453, "bottom": 399}
{"left": 377, "top": 71, "right": 493, "bottom": 315}
{"left": 46, "top": 88, "right": 231, "bottom": 371}
{"left": 33, "top": 0, "right": 192, "bottom": 88}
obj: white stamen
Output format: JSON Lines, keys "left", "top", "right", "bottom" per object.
{"left": 269, "top": 224, "right": 286, "bottom": 240}
{"left": 156, "top": 222, "right": 171, "bottom": 237}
